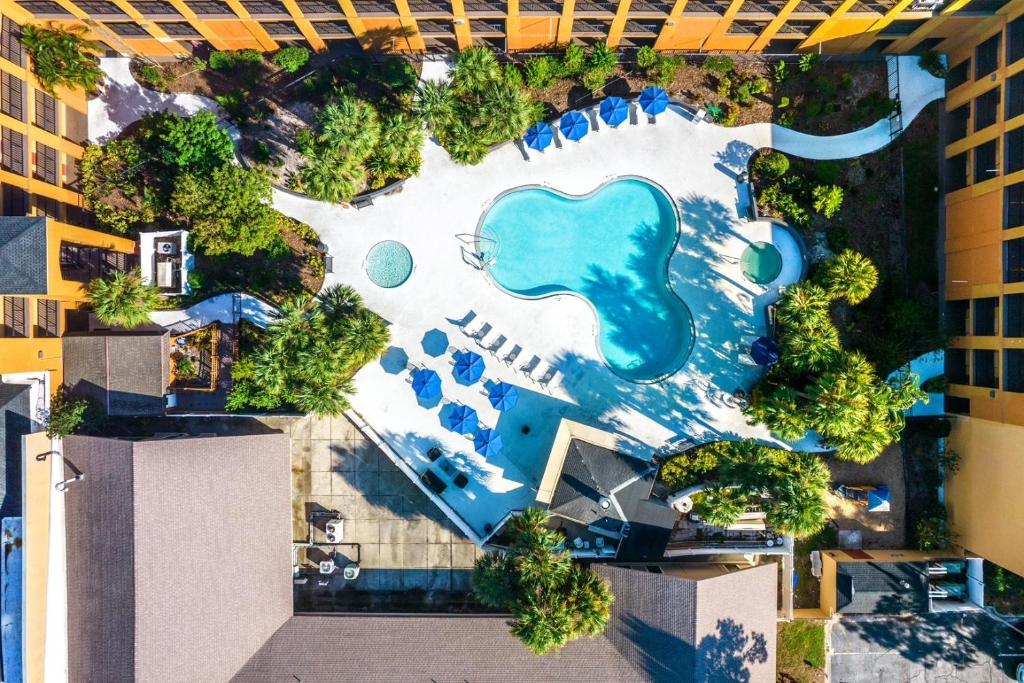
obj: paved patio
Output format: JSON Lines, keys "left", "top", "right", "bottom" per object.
{"left": 290, "top": 415, "right": 484, "bottom": 608}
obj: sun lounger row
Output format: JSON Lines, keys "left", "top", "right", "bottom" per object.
{"left": 455, "top": 313, "right": 561, "bottom": 389}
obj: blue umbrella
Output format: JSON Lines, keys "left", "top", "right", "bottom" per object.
{"left": 750, "top": 336, "right": 781, "bottom": 366}
{"left": 867, "top": 485, "right": 891, "bottom": 512}
{"left": 524, "top": 122, "right": 553, "bottom": 151}
{"left": 474, "top": 428, "right": 504, "bottom": 458}
{"left": 488, "top": 382, "right": 519, "bottom": 411}
{"left": 411, "top": 368, "right": 441, "bottom": 400}
{"left": 453, "top": 351, "right": 485, "bottom": 384}
{"left": 638, "top": 86, "right": 669, "bottom": 116}
{"left": 559, "top": 111, "right": 589, "bottom": 141}
{"left": 443, "top": 404, "right": 479, "bottom": 434}
{"left": 599, "top": 96, "right": 629, "bottom": 127}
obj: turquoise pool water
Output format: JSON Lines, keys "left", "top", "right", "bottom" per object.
{"left": 365, "top": 240, "right": 413, "bottom": 288}
{"left": 479, "top": 178, "right": 693, "bottom": 383}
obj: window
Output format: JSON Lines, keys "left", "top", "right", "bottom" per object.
{"left": 975, "top": 33, "right": 1001, "bottom": 80}
{"left": 240, "top": 0, "right": 287, "bottom": 12}
{"left": 1010, "top": 14, "right": 1024, "bottom": 65}
{"left": 1008, "top": 72, "right": 1024, "bottom": 120}
{"left": 75, "top": 0, "right": 125, "bottom": 13}
{"left": 1, "top": 128, "right": 24, "bottom": 175}
{"left": 64, "top": 154, "right": 79, "bottom": 191}
{"left": 0, "top": 16, "right": 24, "bottom": 67}
{"left": 261, "top": 21, "right": 301, "bottom": 34}
{"left": 973, "top": 350, "right": 998, "bottom": 388}
{"left": 34, "top": 89, "right": 57, "bottom": 133}
{"left": 974, "top": 297, "right": 999, "bottom": 335}
{"left": 31, "top": 193, "right": 59, "bottom": 219}
{"left": 726, "top": 20, "right": 769, "bottom": 35}
{"left": 1006, "top": 349, "right": 1024, "bottom": 391}
{"left": 946, "top": 395, "right": 971, "bottom": 414}
{"left": 14, "top": 1, "right": 72, "bottom": 15}
{"left": 106, "top": 22, "right": 149, "bottom": 35}
{"left": 472, "top": 18, "right": 506, "bottom": 32}
{"left": 974, "top": 86, "right": 1000, "bottom": 131}
{"left": 0, "top": 72, "right": 23, "bottom": 121}
{"left": 133, "top": 1, "right": 182, "bottom": 13}
{"left": 974, "top": 139, "right": 998, "bottom": 183}
{"left": 34, "top": 142, "right": 57, "bottom": 184}
{"left": 296, "top": 0, "right": 340, "bottom": 12}
{"left": 1005, "top": 293, "right": 1024, "bottom": 337}
{"left": 880, "top": 19, "right": 923, "bottom": 36}
{"left": 946, "top": 299, "right": 970, "bottom": 336}
{"left": 1006, "top": 236, "right": 1024, "bottom": 283}
{"left": 1007, "top": 126, "right": 1024, "bottom": 174}
{"left": 311, "top": 20, "right": 352, "bottom": 34}
{"left": 947, "top": 59, "right": 970, "bottom": 89}
{"left": 2, "top": 296, "right": 27, "bottom": 337}
{"left": 36, "top": 298, "right": 58, "bottom": 337}
{"left": 417, "top": 19, "right": 454, "bottom": 33}
{"left": 158, "top": 22, "right": 201, "bottom": 35}
{"left": 947, "top": 152, "right": 968, "bottom": 191}
{"left": 945, "top": 347, "right": 969, "bottom": 384}
{"left": 948, "top": 103, "right": 969, "bottom": 142}
{"left": 1, "top": 183, "right": 27, "bottom": 215}
{"left": 187, "top": 0, "right": 235, "bottom": 14}
{"left": 1007, "top": 182, "right": 1024, "bottom": 228}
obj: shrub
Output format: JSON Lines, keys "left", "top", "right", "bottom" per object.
{"left": 811, "top": 183, "right": 844, "bottom": 219}
{"left": 798, "top": 53, "right": 819, "bottom": 73}
{"left": 272, "top": 45, "right": 310, "bottom": 73}
{"left": 759, "top": 184, "right": 808, "bottom": 226}
{"left": 585, "top": 41, "right": 618, "bottom": 77}
{"left": 915, "top": 513, "right": 950, "bottom": 551}
{"left": 88, "top": 268, "right": 160, "bottom": 328}
{"left": 175, "top": 355, "right": 197, "bottom": 379}
{"left": 22, "top": 23, "right": 104, "bottom": 94}
{"left": 654, "top": 55, "right": 685, "bottom": 88}
{"left": 773, "top": 60, "right": 789, "bottom": 83}
{"left": 636, "top": 45, "right": 658, "bottom": 70}
{"left": 158, "top": 110, "right": 234, "bottom": 175}
{"left": 734, "top": 80, "right": 753, "bottom": 106}
{"left": 561, "top": 43, "right": 586, "bottom": 77}
{"left": 503, "top": 62, "right": 524, "bottom": 88}
{"left": 813, "top": 159, "right": 842, "bottom": 184}
{"left": 525, "top": 55, "right": 559, "bottom": 89}
{"left": 660, "top": 448, "right": 721, "bottom": 490}
{"left": 918, "top": 51, "right": 947, "bottom": 78}
{"left": 716, "top": 75, "right": 732, "bottom": 98}
{"left": 703, "top": 55, "right": 734, "bottom": 74}
{"left": 209, "top": 49, "right": 263, "bottom": 71}
{"left": 753, "top": 150, "right": 790, "bottom": 179}
{"left": 139, "top": 64, "right": 168, "bottom": 89}
{"left": 749, "top": 76, "right": 769, "bottom": 94}
{"left": 45, "top": 386, "right": 89, "bottom": 439}
{"left": 720, "top": 102, "right": 740, "bottom": 127}
{"left": 582, "top": 68, "right": 608, "bottom": 92}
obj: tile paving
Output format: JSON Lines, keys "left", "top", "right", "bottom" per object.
{"left": 290, "top": 414, "right": 485, "bottom": 608}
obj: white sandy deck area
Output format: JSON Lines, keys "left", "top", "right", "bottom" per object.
{"left": 93, "top": 55, "right": 944, "bottom": 539}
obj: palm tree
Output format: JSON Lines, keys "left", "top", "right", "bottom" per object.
{"left": 564, "top": 566, "right": 613, "bottom": 637}
{"left": 315, "top": 95, "right": 381, "bottom": 161}
{"left": 480, "top": 82, "right": 536, "bottom": 143}
{"left": 22, "top": 23, "right": 104, "bottom": 94}
{"left": 317, "top": 284, "right": 363, "bottom": 322}
{"left": 339, "top": 308, "right": 390, "bottom": 369}
{"left": 296, "top": 155, "right": 366, "bottom": 203}
{"left": 415, "top": 79, "right": 457, "bottom": 131}
{"left": 765, "top": 477, "right": 829, "bottom": 537}
{"left": 292, "top": 374, "right": 354, "bottom": 416}
{"left": 816, "top": 249, "right": 878, "bottom": 305}
{"left": 87, "top": 268, "right": 160, "bottom": 328}
{"left": 779, "top": 320, "right": 840, "bottom": 372}
{"left": 453, "top": 46, "right": 501, "bottom": 95}
{"left": 697, "top": 486, "right": 748, "bottom": 528}
{"left": 440, "top": 118, "right": 488, "bottom": 165}
{"left": 471, "top": 552, "right": 516, "bottom": 609}
{"left": 745, "top": 385, "right": 808, "bottom": 441}
{"left": 776, "top": 282, "right": 830, "bottom": 329}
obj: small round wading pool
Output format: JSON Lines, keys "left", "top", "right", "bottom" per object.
{"left": 741, "top": 242, "right": 783, "bottom": 285}
{"left": 365, "top": 240, "right": 413, "bottom": 288}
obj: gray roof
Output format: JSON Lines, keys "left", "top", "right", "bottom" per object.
{"left": 550, "top": 439, "right": 654, "bottom": 526}
{"left": 836, "top": 562, "right": 929, "bottom": 614}
{"left": 597, "top": 564, "right": 777, "bottom": 683}
{"left": 63, "top": 332, "right": 170, "bottom": 415}
{"left": 0, "top": 383, "right": 32, "bottom": 519}
{"left": 0, "top": 216, "right": 47, "bottom": 295}
{"left": 63, "top": 434, "right": 293, "bottom": 683}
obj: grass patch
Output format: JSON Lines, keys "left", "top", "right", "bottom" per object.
{"left": 777, "top": 621, "right": 827, "bottom": 682}
{"left": 793, "top": 525, "right": 837, "bottom": 609}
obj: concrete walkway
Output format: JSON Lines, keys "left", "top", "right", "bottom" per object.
{"left": 149, "top": 293, "right": 277, "bottom": 333}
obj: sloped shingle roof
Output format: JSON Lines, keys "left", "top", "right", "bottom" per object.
{"left": 0, "top": 217, "right": 47, "bottom": 294}
{"left": 63, "top": 332, "right": 170, "bottom": 415}
{"left": 549, "top": 439, "right": 652, "bottom": 525}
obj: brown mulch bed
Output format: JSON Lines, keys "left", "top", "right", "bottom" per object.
{"left": 130, "top": 57, "right": 280, "bottom": 100}
{"left": 775, "top": 60, "right": 889, "bottom": 135}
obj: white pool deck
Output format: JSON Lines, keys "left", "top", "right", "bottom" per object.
{"left": 93, "top": 56, "right": 945, "bottom": 540}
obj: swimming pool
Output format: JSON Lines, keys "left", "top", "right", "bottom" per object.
{"left": 479, "top": 177, "right": 693, "bottom": 383}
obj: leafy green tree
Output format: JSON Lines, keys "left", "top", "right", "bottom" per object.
{"left": 366, "top": 112, "right": 424, "bottom": 189}
{"left": 659, "top": 447, "right": 721, "bottom": 490}
{"left": 22, "top": 23, "right": 104, "bottom": 94}
{"left": 471, "top": 508, "right": 613, "bottom": 654}
{"left": 816, "top": 248, "right": 878, "bottom": 305}
{"left": 272, "top": 45, "right": 310, "bottom": 73}
{"left": 87, "top": 268, "right": 160, "bottom": 328}
{"left": 453, "top": 46, "right": 501, "bottom": 95}
{"left": 812, "top": 184, "right": 844, "bottom": 219}
{"left": 45, "top": 386, "right": 89, "bottom": 439}
{"left": 158, "top": 111, "right": 234, "bottom": 175}
{"left": 172, "top": 164, "right": 280, "bottom": 256}
{"left": 80, "top": 138, "right": 156, "bottom": 233}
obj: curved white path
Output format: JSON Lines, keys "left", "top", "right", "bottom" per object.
{"left": 93, "top": 56, "right": 944, "bottom": 537}
{"left": 149, "top": 293, "right": 277, "bottom": 333}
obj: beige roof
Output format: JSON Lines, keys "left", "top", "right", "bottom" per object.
{"left": 64, "top": 434, "right": 293, "bottom": 683}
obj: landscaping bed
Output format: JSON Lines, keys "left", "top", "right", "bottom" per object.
{"left": 171, "top": 323, "right": 218, "bottom": 389}
{"left": 985, "top": 561, "right": 1024, "bottom": 615}
{"left": 901, "top": 417, "right": 955, "bottom": 552}
{"left": 793, "top": 525, "right": 837, "bottom": 610}
{"left": 777, "top": 620, "right": 827, "bottom": 683}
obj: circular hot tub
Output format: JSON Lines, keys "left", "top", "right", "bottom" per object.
{"left": 365, "top": 240, "right": 413, "bottom": 288}
{"left": 741, "top": 241, "right": 783, "bottom": 285}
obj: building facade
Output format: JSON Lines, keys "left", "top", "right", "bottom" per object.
{"left": 0, "top": 0, "right": 1018, "bottom": 59}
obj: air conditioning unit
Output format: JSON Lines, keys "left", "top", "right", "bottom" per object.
{"left": 325, "top": 518, "right": 344, "bottom": 543}
{"left": 342, "top": 563, "right": 360, "bottom": 581}
{"left": 156, "top": 241, "right": 177, "bottom": 255}
{"left": 319, "top": 559, "right": 336, "bottom": 575}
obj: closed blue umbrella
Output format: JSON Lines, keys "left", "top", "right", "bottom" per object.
{"left": 638, "top": 86, "right": 669, "bottom": 116}
{"left": 453, "top": 351, "right": 485, "bottom": 384}
{"left": 559, "top": 111, "right": 589, "bottom": 141}
{"left": 750, "top": 336, "right": 781, "bottom": 366}
{"left": 599, "top": 96, "right": 629, "bottom": 127}
{"left": 443, "top": 403, "right": 479, "bottom": 434}
{"left": 474, "top": 428, "right": 504, "bottom": 458}
{"left": 524, "top": 122, "right": 553, "bottom": 151}
{"left": 867, "top": 486, "right": 891, "bottom": 512}
{"left": 488, "top": 382, "right": 519, "bottom": 411}
{"left": 411, "top": 368, "right": 441, "bottom": 400}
